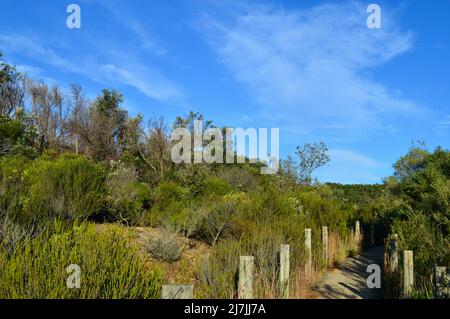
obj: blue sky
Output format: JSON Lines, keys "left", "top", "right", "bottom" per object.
{"left": 1, "top": 0, "right": 449, "bottom": 184}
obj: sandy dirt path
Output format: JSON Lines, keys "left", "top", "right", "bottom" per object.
{"left": 309, "top": 246, "right": 384, "bottom": 299}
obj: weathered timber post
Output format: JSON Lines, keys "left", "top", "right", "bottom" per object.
{"left": 279, "top": 244, "right": 290, "bottom": 299}
{"left": 370, "top": 224, "right": 375, "bottom": 246}
{"left": 305, "top": 228, "right": 312, "bottom": 274}
{"left": 389, "top": 234, "right": 398, "bottom": 273}
{"left": 383, "top": 237, "right": 389, "bottom": 272}
{"left": 402, "top": 250, "right": 414, "bottom": 298}
{"left": 322, "top": 226, "right": 328, "bottom": 268}
{"left": 355, "top": 220, "right": 361, "bottom": 244}
{"left": 161, "top": 285, "right": 193, "bottom": 299}
{"left": 434, "top": 266, "right": 448, "bottom": 299}
{"left": 238, "top": 256, "right": 255, "bottom": 299}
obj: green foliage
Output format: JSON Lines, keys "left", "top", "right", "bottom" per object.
{"left": 0, "top": 155, "right": 107, "bottom": 225}
{"left": 0, "top": 117, "right": 37, "bottom": 157}
{"left": 172, "top": 164, "right": 213, "bottom": 197}
{"left": 201, "top": 177, "right": 232, "bottom": 197}
{"left": 327, "top": 183, "right": 384, "bottom": 206}
{"left": 375, "top": 146, "right": 450, "bottom": 297}
{"left": 393, "top": 143, "right": 429, "bottom": 181}
{"left": 153, "top": 181, "right": 189, "bottom": 212}
{"left": 149, "top": 180, "right": 191, "bottom": 229}
{"left": 296, "top": 142, "right": 330, "bottom": 185}
{"left": 195, "top": 240, "right": 241, "bottom": 298}
{"left": 0, "top": 222, "right": 163, "bottom": 298}
{"left": 218, "top": 165, "right": 259, "bottom": 192}
{"left": 297, "top": 186, "right": 348, "bottom": 236}
{"left": 393, "top": 213, "right": 449, "bottom": 282}
{"left": 107, "top": 162, "right": 152, "bottom": 225}
{"left": 193, "top": 183, "right": 356, "bottom": 298}
{"left": 24, "top": 155, "right": 107, "bottom": 223}
{"left": 0, "top": 156, "right": 30, "bottom": 221}
{"left": 191, "top": 195, "right": 242, "bottom": 245}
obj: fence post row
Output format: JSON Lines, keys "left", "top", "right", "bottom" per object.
{"left": 161, "top": 227, "right": 449, "bottom": 300}
{"left": 279, "top": 244, "right": 290, "bottom": 299}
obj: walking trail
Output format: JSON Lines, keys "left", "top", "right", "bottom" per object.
{"left": 309, "top": 246, "right": 384, "bottom": 299}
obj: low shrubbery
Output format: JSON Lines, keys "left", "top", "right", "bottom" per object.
{"left": 0, "top": 222, "right": 163, "bottom": 298}
{"left": 107, "top": 161, "right": 152, "bottom": 225}
{"left": 0, "top": 154, "right": 107, "bottom": 225}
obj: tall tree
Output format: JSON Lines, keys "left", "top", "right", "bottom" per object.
{"left": 28, "top": 80, "right": 69, "bottom": 153}
{"left": 83, "top": 89, "right": 127, "bottom": 161}
{"left": 296, "top": 142, "right": 330, "bottom": 185}
{"left": 0, "top": 52, "right": 26, "bottom": 119}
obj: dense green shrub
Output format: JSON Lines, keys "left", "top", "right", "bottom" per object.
{"left": 21, "top": 155, "right": 107, "bottom": 224}
{"left": 201, "top": 177, "right": 232, "bottom": 197}
{"left": 298, "top": 187, "right": 348, "bottom": 236}
{"left": 172, "top": 164, "right": 213, "bottom": 197}
{"left": 195, "top": 240, "right": 241, "bottom": 298}
{"left": 148, "top": 181, "right": 191, "bottom": 228}
{"left": 0, "top": 118, "right": 37, "bottom": 157}
{"left": 393, "top": 213, "right": 449, "bottom": 281}
{"left": 0, "top": 222, "right": 163, "bottom": 298}
{"left": 218, "top": 166, "right": 259, "bottom": 192}
{"left": 1, "top": 155, "right": 107, "bottom": 224}
{"left": 107, "top": 162, "right": 152, "bottom": 225}
{"left": 153, "top": 181, "right": 189, "bottom": 212}
{"left": 0, "top": 156, "right": 30, "bottom": 221}
{"left": 191, "top": 196, "right": 242, "bottom": 245}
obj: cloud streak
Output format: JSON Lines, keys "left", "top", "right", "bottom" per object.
{"left": 90, "top": 0, "right": 167, "bottom": 55}
{"left": 199, "top": 1, "right": 420, "bottom": 137}
{"left": 317, "top": 149, "right": 388, "bottom": 184}
{"left": 0, "top": 33, "right": 183, "bottom": 103}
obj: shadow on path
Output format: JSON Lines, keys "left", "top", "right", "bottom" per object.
{"left": 311, "top": 246, "right": 384, "bottom": 299}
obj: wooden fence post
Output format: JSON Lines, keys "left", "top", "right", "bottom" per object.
{"left": 238, "top": 256, "right": 255, "bottom": 299}
{"left": 305, "top": 228, "right": 312, "bottom": 274}
{"left": 161, "top": 285, "right": 193, "bottom": 299}
{"left": 389, "top": 234, "right": 398, "bottom": 273}
{"left": 322, "top": 226, "right": 328, "bottom": 268}
{"left": 279, "top": 244, "right": 290, "bottom": 299}
{"left": 434, "top": 266, "right": 448, "bottom": 299}
{"left": 403, "top": 250, "right": 414, "bottom": 298}
{"left": 355, "top": 220, "right": 361, "bottom": 244}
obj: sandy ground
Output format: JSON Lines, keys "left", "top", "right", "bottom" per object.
{"left": 309, "top": 246, "right": 384, "bottom": 299}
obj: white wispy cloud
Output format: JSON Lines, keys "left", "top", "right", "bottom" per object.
{"left": 15, "top": 64, "right": 58, "bottom": 86}
{"left": 316, "top": 149, "right": 388, "bottom": 184}
{"left": 90, "top": 0, "right": 167, "bottom": 55}
{"left": 436, "top": 115, "right": 450, "bottom": 132}
{"left": 100, "top": 64, "right": 183, "bottom": 101}
{"left": 0, "top": 33, "right": 182, "bottom": 103}
{"left": 14, "top": 64, "right": 42, "bottom": 76}
{"left": 0, "top": 34, "right": 79, "bottom": 72}
{"left": 198, "top": 1, "right": 421, "bottom": 137}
